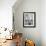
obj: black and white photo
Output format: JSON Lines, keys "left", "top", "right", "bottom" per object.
{"left": 23, "top": 12, "right": 36, "bottom": 28}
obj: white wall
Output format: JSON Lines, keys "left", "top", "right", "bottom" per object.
{"left": 13, "top": 0, "right": 42, "bottom": 46}
{"left": 41, "top": 0, "right": 46, "bottom": 46}
{"left": 0, "top": 0, "right": 16, "bottom": 30}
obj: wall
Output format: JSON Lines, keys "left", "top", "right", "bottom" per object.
{"left": 13, "top": 0, "right": 42, "bottom": 46}
{"left": 41, "top": 0, "right": 46, "bottom": 46}
{"left": 0, "top": 0, "right": 17, "bottom": 30}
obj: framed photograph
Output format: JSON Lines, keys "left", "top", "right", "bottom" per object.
{"left": 23, "top": 12, "right": 36, "bottom": 28}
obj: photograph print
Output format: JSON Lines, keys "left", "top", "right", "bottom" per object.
{"left": 23, "top": 12, "right": 36, "bottom": 28}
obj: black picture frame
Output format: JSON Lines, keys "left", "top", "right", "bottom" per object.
{"left": 23, "top": 12, "right": 36, "bottom": 28}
